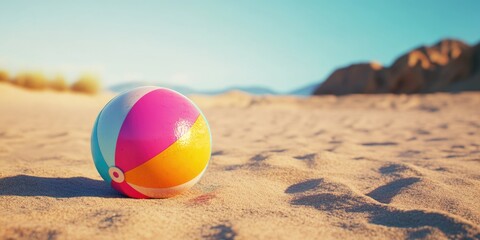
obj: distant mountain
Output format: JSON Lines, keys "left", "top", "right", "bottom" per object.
{"left": 288, "top": 83, "right": 317, "bottom": 96}
{"left": 109, "top": 82, "right": 197, "bottom": 95}
{"left": 109, "top": 82, "right": 277, "bottom": 95}
{"left": 314, "top": 39, "right": 480, "bottom": 95}
{"left": 202, "top": 86, "right": 276, "bottom": 95}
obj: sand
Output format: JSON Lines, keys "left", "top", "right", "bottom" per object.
{"left": 0, "top": 84, "right": 479, "bottom": 239}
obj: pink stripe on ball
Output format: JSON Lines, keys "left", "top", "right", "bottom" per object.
{"left": 115, "top": 88, "right": 200, "bottom": 172}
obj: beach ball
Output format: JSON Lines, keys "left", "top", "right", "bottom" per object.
{"left": 91, "top": 87, "right": 211, "bottom": 198}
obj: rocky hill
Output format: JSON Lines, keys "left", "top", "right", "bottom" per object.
{"left": 314, "top": 39, "right": 480, "bottom": 95}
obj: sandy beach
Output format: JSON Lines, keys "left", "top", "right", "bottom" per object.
{"left": 1, "top": 83, "right": 480, "bottom": 239}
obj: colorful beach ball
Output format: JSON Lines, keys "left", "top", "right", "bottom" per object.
{"left": 91, "top": 87, "right": 212, "bottom": 198}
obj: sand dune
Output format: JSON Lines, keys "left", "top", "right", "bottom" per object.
{"left": 0, "top": 84, "right": 479, "bottom": 239}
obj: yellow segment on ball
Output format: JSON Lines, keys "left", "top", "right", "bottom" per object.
{"left": 125, "top": 115, "right": 211, "bottom": 188}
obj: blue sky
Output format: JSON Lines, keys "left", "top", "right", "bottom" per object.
{"left": 0, "top": 1, "right": 479, "bottom": 92}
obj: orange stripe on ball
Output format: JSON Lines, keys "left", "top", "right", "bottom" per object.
{"left": 125, "top": 115, "right": 211, "bottom": 188}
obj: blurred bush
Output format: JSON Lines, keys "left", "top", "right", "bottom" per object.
{"left": 12, "top": 72, "right": 48, "bottom": 90}
{"left": 49, "top": 75, "right": 68, "bottom": 91}
{"left": 71, "top": 74, "right": 100, "bottom": 94}
{"left": 11, "top": 73, "right": 26, "bottom": 85}
{"left": 0, "top": 70, "right": 9, "bottom": 82}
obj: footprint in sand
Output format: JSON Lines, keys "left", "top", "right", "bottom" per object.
{"left": 361, "top": 142, "right": 398, "bottom": 146}
{"left": 379, "top": 164, "right": 409, "bottom": 175}
{"left": 285, "top": 179, "right": 323, "bottom": 194}
{"left": 1, "top": 227, "right": 60, "bottom": 240}
{"left": 369, "top": 209, "right": 480, "bottom": 239}
{"left": 289, "top": 189, "right": 480, "bottom": 239}
{"left": 293, "top": 153, "right": 317, "bottom": 167}
{"left": 224, "top": 165, "right": 243, "bottom": 171}
{"left": 425, "top": 137, "right": 449, "bottom": 142}
{"left": 202, "top": 222, "right": 237, "bottom": 240}
{"left": 92, "top": 209, "right": 125, "bottom": 230}
{"left": 329, "top": 139, "right": 343, "bottom": 144}
{"left": 414, "top": 129, "right": 430, "bottom": 135}
{"left": 366, "top": 177, "right": 420, "bottom": 204}
{"left": 212, "top": 150, "right": 225, "bottom": 156}
{"left": 249, "top": 154, "right": 268, "bottom": 162}
{"left": 437, "top": 123, "right": 449, "bottom": 129}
